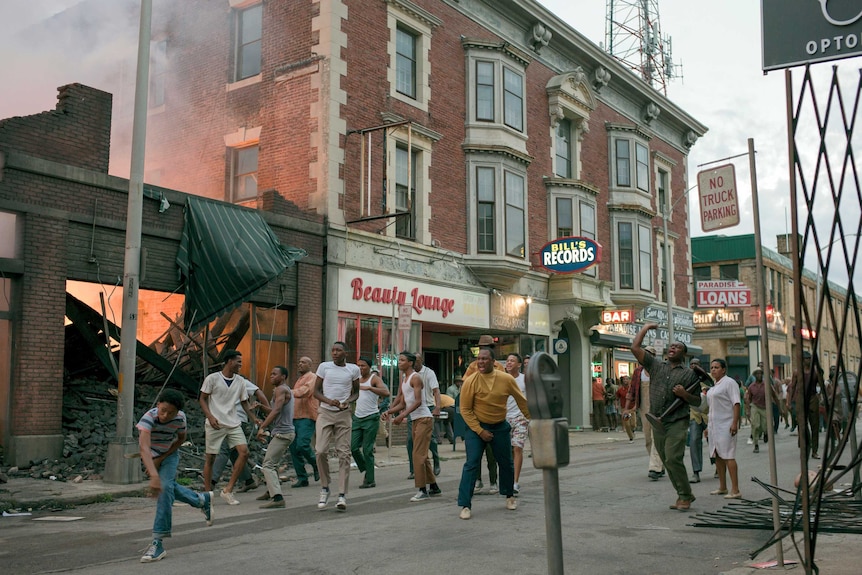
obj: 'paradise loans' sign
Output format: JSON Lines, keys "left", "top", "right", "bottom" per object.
{"left": 539, "top": 237, "right": 601, "bottom": 274}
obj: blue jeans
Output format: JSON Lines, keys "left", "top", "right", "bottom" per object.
{"left": 290, "top": 418, "right": 318, "bottom": 481}
{"left": 457, "top": 421, "right": 514, "bottom": 508}
{"left": 153, "top": 451, "right": 204, "bottom": 539}
{"left": 688, "top": 419, "right": 704, "bottom": 474}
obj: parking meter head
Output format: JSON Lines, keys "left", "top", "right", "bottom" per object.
{"left": 525, "top": 352, "right": 564, "bottom": 420}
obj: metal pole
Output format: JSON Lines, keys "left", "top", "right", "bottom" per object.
{"left": 785, "top": 67, "right": 813, "bottom": 575}
{"left": 104, "top": 0, "right": 152, "bottom": 484}
{"left": 543, "top": 468, "right": 564, "bottom": 575}
{"left": 662, "top": 206, "right": 674, "bottom": 346}
{"left": 749, "top": 137, "right": 784, "bottom": 567}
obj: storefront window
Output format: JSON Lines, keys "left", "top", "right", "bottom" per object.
{"left": 338, "top": 313, "right": 420, "bottom": 386}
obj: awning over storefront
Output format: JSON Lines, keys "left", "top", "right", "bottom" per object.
{"left": 773, "top": 354, "right": 791, "bottom": 365}
{"left": 590, "top": 330, "right": 633, "bottom": 348}
{"left": 177, "top": 197, "right": 307, "bottom": 331}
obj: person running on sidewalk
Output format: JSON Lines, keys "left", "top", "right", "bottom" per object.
{"left": 631, "top": 324, "right": 702, "bottom": 512}
{"left": 617, "top": 376, "right": 635, "bottom": 442}
{"left": 384, "top": 351, "right": 441, "bottom": 502}
{"left": 289, "top": 356, "right": 319, "bottom": 488}
{"left": 505, "top": 352, "right": 529, "bottom": 495}
{"left": 457, "top": 348, "right": 530, "bottom": 519}
{"left": 255, "top": 366, "right": 295, "bottom": 509}
{"left": 211, "top": 377, "right": 269, "bottom": 495}
{"left": 137, "top": 389, "right": 213, "bottom": 563}
{"left": 313, "top": 341, "right": 360, "bottom": 511}
{"left": 351, "top": 356, "right": 390, "bottom": 489}
{"left": 745, "top": 368, "right": 768, "bottom": 454}
{"left": 199, "top": 350, "right": 262, "bottom": 505}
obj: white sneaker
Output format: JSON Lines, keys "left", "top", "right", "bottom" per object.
{"left": 317, "top": 489, "right": 330, "bottom": 509}
{"left": 410, "top": 490, "right": 430, "bottom": 502}
{"left": 506, "top": 496, "right": 518, "bottom": 510}
{"left": 747, "top": 437, "right": 753, "bottom": 445}
{"left": 475, "top": 480, "right": 484, "bottom": 490}
{"left": 459, "top": 507, "right": 472, "bottom": 520}
{"left": 220, "top": 490, "right": 239, "bottom": 505}
{"left": 489, "top": 483, "right": 499, "bottom": 495}
{"left": 336, "top": 495, "right": 347, "bottom": 511}
{"left": 513, "top": 482, "right": 520, "bottom": 495}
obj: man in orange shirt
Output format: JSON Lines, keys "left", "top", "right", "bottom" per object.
{"left": 456, "top": 348, "right": 530, "bottom": 520}
{"left": 288, "top": 356, "right": 320, "bottom": 488}
{"left": 592, "top": 377, "right": 607, "bottom": 431}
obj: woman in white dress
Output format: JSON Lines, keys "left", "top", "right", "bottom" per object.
{"left": 706, "top": 359, "right": 742, "bottom": 499}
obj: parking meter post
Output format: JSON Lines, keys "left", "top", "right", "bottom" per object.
{"left": 526, "top": 353, "right": 569, "bottom": 575}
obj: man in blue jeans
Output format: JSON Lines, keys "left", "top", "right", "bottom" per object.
{"left": 456, "top": 348, "right": 530, "bottom": 519}
{"left": 137, "top": 389, "right": 213, "bottom": 562}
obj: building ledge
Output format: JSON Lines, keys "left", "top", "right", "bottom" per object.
{"left": 463, "top": 256, "right": 531, "bottom": 291}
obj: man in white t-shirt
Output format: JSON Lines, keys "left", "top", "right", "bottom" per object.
{"left": 312, "top": 341, "right": 360, "bottom": 511}
{"left": 199, "top": 350, "right": 262, "bottom": 505}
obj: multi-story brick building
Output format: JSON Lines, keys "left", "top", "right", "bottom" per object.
{"left": 22, "top": 0, "right": 707, "bottom": 429}
{"left": 691, "top": 234, "right": 861, "bottom": 383}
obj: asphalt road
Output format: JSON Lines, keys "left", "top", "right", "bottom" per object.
{"left": 0, "top": 426, "right": 851, "bottom": 575}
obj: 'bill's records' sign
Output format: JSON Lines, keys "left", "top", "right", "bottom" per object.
{"left": 538, "top": 236, "right": 601, "bottom": 274}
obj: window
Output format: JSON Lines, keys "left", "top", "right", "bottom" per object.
{"left": 396, "top": 27, "right": 417, "bottom": 99}
{"left": 477, "top": 167, "right": 495, "bottom": 252}
{"left": 657, "top": 169, "right": 668, "bottom": 215}
{"left": 555, "top": 119, "right": 573, "bottom": 178}
{"left": 505, "top": 171, "right": 525, "bottom": 257}
{"left": 555, "top": 197, "right": 573, "bottom": 237}
{"left": 693, "top": 266, "right": 711, "bottom": 282}
{"left": 619, "top": 223, "right": 634, "bottom": 289}
{"left": 719, "top": 264, "right": 739, "bottom": 280}
{"left": 615, "top": 219, "right": 652, "bottom": 291}
{"left": 503, "top": 68, "right": 524, "bottom": 132}
{"left": 231, "top": 145, "right": 258, "bottom": 202}
{"left": 149, "top": 40, "right": 167, "bottom": 108}
{"left": 635, "top": 143, "right": 649, "bottom": 192}
{"left": 615, "top": 140, "right": 631, "bottom": 187}
{"left": 476, "top": 61, "right": 495, "bottom": 121}
{"left": 395, "top": 146, "right": 417, "bottom": 240}
{"left": 609, "top": 129, "right": 653, "bottom": 196}
{"left": 235, "top": 4, "right": 262, "bottom": 81}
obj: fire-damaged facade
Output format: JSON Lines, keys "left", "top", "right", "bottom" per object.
{"left": 0, "top": 84, "right": 326, "bottom": 466}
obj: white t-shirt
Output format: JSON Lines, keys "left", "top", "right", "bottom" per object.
{"left": 354, "top": 374, "right": 381, "bottom": 418}
{"left": 235, "top": 381, "right": 259, "bottom": 424}
{"left": 201, "top": 371, "right": 251, "bottom": 428}
{"left": 418, "top": 365, "right": 440, "bottom": 406}
{"left": 316, "top": 361, "right": 361, "bottom": 412}
{"left": 506, "top": 373, "right": 527, "bottom": 420}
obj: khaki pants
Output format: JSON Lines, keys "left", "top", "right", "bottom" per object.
{"left": 315, "top": 408, "right": 352, "bottom": 495}
{"left": 640, "top": 379, "right": 664, "bottom": 473}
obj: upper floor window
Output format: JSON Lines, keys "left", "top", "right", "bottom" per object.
{"left": 476, "top": 61, "right": 495, "bottom": 121}
{"left": 553, "top": 195, "right": 597, "bottom": 276}
{"left": 470, "top": 160, "right": 528, "bottom": 259}
{"left": 387, "top": 1, "right": 440, "bottom": 112}
{"left": 693, "top": 266, "right": 711, "bottom": 282}
{"left": 503, "top": 68, "right": 524, "bottom": 132}
{"left": 616, "top": 220, "right": 652, "bottom": 291}
{"left": 555, "top": 119, "right": 573, "bottom": 178}
{"left": 477, "top": 166, "right": 495, "bottom": 253}
{"left": 464, "top": 39, "right": 530, "bottom": 142}
{"left": 149, "top": 39, "right": 167, "bottom": 108}
{"left": 395, "top": 27, "right": 417, "bottom": 99}
{"left": 395, "top": 146, "right": 417, "bottom": 240}
{"left": 719, "top": 263, "right": 739, "bottom": 280}
{"left": 614, "top": 139, "right": 650, "bottom": 191}
{"left": 235, "top": 4, "right": 262, "bottom": 81}
{"left": 231, "top": 145, "right": 259, "bottom": 202}
{"left": 657, "top": 168, "right": 668, "bottom": 215}
{"left": 505, "top": 171, "right": 525, "bottom": 257}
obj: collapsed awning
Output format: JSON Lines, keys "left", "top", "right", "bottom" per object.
{"left": 177, "top": 197, "right": 307, "bottom": 331}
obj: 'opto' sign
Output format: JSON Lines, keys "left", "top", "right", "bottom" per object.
{"left": 538, "top": 236, "right": 601, "bottom": 274}
{"left": 697, "top": 164, "right": 739, "bottom": 233}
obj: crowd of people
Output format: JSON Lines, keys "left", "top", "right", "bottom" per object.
{"left": 135, "top": 336, "right": 531, "bottom": 562}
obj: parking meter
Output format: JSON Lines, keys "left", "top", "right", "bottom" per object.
{"left": 525, "top": 351, "right": 569, "bottom": 469}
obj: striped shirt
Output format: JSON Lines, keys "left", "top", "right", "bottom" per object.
{"left": 136, "top": 408, "right": 187, "bottom": 457}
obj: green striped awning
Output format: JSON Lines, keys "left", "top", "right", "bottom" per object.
{"left": 177, "top": 197, "right": 306, "bottom": 331}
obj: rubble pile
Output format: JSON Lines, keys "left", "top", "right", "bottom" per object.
{"left": 1, "top": 377, "right": 268, "bottom": 483}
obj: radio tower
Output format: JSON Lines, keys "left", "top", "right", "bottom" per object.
{"left": 604, "top": 0, "right": 679, "bottom": 95}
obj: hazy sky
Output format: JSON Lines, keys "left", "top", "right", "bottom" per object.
{"left": 2, "top": 0, "right": 860, "bottom": 265}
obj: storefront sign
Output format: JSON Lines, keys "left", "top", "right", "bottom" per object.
{"left": 696, "top": 280, "right": 752, "bottom": 307}
{"left": 601, "top": 309, "right": 633, "bottom": 324}
{"left": 490, "top": 291, "right": 528, "bottom": 331}
{"left": 694, "top": 309, "right": 742, "bottom": 328}
{"left": 538, "top": 236, "right": 601, "bottom": 274}
{"left": 338, "top": 270, "right": 488, "bottom": 328}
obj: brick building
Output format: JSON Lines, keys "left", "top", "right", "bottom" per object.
{"left": 0, "top": 84, "right": 325, "bottom": 466}
{"left": 691, "top": 234, "right": 861, "bottom": 383}
{"left": 31, "top": 0, "right": 707, "bottom": 428}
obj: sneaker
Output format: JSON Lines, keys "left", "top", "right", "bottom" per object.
{"left": 629, "top": 438, "right": 634, "bottom": 443}
{"left": 747, "top": 437, "right": 753, "bottom": 445}
{"left": 220, "top": 489, "right": 239, "bottom": 505}
{"left": 506, "top": 496, "right": 518, "bottom": 510}
{"left": 407, "top": 472, "right": 415, "bottom": 480}
{"left": 689, "top": 473, "right": 700, "bottom": 484}
{"left": 410, "top": 490, "right": 430, "bottom": 502}
{"left": 201, "top": 491, "right": 214, "bottom": 526}
{"left": 513, "top": 482, "right": 520, "bottom": 495}
{"left": 489, "top": 483, "right": 499, "bottom": 495}
{"left": 260, "top": 498, "right": 285, "bottom": 509}
{"left": 433, "top": 461, "right": 441, "bottom": 476}
{"left": 291, "top": 480, "right": 309, "bottom": 488}
{"left": 648, "top": 470, "right": 661, "bottom": 481}
{"left": 475, "top": 480, "right": 484, "bottom": 491}
{"left": 317, "top": 488, "right": 330, "bottom": 509}
{"left": 237, "top": 479, "right": 258, "bottom": 493}
{"left": 459, "top": 507, "right": 472, "bottom": 520}
{"left": 256, "top": 492, "right": 271, "bottom": 501}
{"left": 336, "top": 495, "right": 347, "bottom": 511}
{"left": 359, "top": 481, "right": 376, "bottom": 489}
{"left": 754, "top": 445, "right": 760, "bottom": 453}
{"left": 140, "top": 540, "right": 166, "bottom": 563}
{"left": 428, "top": 486, "right": 442, "bottom": 497}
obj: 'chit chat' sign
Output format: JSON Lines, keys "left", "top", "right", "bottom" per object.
{"left": 539, "top": 237, "right": 601, "bottom": 274}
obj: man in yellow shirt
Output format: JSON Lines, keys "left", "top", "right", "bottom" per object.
{"left": 457, "top": 348, "right": 530, "bottom": 520}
